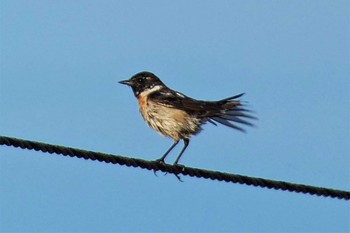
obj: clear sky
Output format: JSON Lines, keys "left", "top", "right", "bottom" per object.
{"left": 1, "top": 0, "right": 349, "bottom": 232}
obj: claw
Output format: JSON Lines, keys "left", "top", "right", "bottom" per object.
{"left": 174, "top": 173, "right": 183, "bottom": 182}
{"left": 173, "top": 164, "right": 185, "bottom": 182}
{"left": 153, "top": 159, "right": 185, "bottom": 182}
{"left": 153, "top": 170, "right": 159, "bottom": 177}
{"left": 153, "top": 159, "right": 165, "bottom": 177}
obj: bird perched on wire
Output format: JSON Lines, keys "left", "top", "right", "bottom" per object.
{"left": 119, "top": 71, "right": 255, "bottom": 165}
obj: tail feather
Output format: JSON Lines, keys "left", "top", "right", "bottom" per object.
{"left": 219, "top": 93, "right": 245, "bottom": 102}
{"left": 225, "top": 110, "right": 257, "bottom": 119}
{"left": 207, "top": 93, "right": 256, "bottom": 132}
{"left": 207, "top": 118, "right": 218, "bottom": 126}
{"left": 219, "top": 115, "right": 254, "bottom": 126}
{"left": 211, "top": 117, "right": 246, "bottom": 132}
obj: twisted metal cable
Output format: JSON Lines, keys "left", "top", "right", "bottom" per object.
{"left": 1, "top": 135, "right": 349, "bottom": 200}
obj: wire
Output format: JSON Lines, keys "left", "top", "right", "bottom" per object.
{"left": 1, "top": 135, "right": 349, "bottom": 200}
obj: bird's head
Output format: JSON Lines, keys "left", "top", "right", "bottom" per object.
{"left": 119, "top": 71, "right": 164, "bottom": 97}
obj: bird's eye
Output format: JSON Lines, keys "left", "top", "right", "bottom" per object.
{"left": 137, "top": 78, "right": 144, "bottom": 83}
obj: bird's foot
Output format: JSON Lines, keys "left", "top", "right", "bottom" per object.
{"left": 173, "top": 173, "right": 183, "bottom": 182}
{"left": 172, "top": 163, "right": 185, "bottom": 182}
{"left": 153, "top": 159, "right": 185, "bottom": 182}
{"left": 155, "top": 158, "right": 165, "bottom": 164}
{"left": 173, "top": 163, "right": 186, "bottom": 171}
{"left": 153, "top": 158, "right": 166, "bottom": 176}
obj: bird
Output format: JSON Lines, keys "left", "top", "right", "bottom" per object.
{"left": 119, "top": 71, "right": 255, "bottom": 165}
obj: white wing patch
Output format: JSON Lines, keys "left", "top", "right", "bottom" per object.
{"left": 175, "top": 92, "right": 185, "bottom": 98}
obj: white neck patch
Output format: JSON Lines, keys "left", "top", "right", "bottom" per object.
{"left": 138, "top": 85, "right": 162, "bottom": 97}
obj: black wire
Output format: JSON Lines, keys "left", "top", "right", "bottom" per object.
{"left": 1, "top": 135, "right": 349, "bottom": 200}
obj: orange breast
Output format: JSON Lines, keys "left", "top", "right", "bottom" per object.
{"left": 137, "top": 94, "right": 148, "bottom": 119}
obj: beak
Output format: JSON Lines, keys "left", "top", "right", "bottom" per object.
{"left": 119, "top": 79, "right": 133, "bottom": 86}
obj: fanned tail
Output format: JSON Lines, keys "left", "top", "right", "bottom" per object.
{"left": 208, "top": 93, "right": 256, "bottom": 132}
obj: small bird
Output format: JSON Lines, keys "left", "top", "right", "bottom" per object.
{"left": 119, "top": 71, "right": 255, "bottom": 165}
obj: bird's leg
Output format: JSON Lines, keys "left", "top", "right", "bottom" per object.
{"left": 173, "top": 139, "right": 189, "bottom": 165}
{"left": 154, "top": 140, "right": 179, "bottom": 177}
{"left": 155, "top": 140, "right": 179, "bottom": 163}
{"left": 170, "top": 139, "right": 189, "bottom": 181}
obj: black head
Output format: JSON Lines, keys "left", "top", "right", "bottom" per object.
{"left": 119, "top": 71, "right": 164, "bottom": 97}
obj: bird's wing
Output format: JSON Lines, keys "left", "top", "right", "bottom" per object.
{"left": 148, "top": 88, "right": 256, "bottom": 131}
{"left": 148, "top": 88, "right": 244, "bottom": 115}
{"left": 148, "top": 88, "right": 220, "bottom": 114}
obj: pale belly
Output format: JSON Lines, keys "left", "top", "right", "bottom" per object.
{"left": 138, "top": 96, "right": 202, "bottom": 140}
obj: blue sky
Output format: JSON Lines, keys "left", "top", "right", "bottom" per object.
{"left": 1, "top": 0, "right": 349, "bottom": 232}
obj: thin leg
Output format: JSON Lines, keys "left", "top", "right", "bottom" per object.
{"left": 173, "top": 139, "right": 189, "bottom": 165}
{"left": 156, "top": 140, "right": 179, "bottom": 163}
